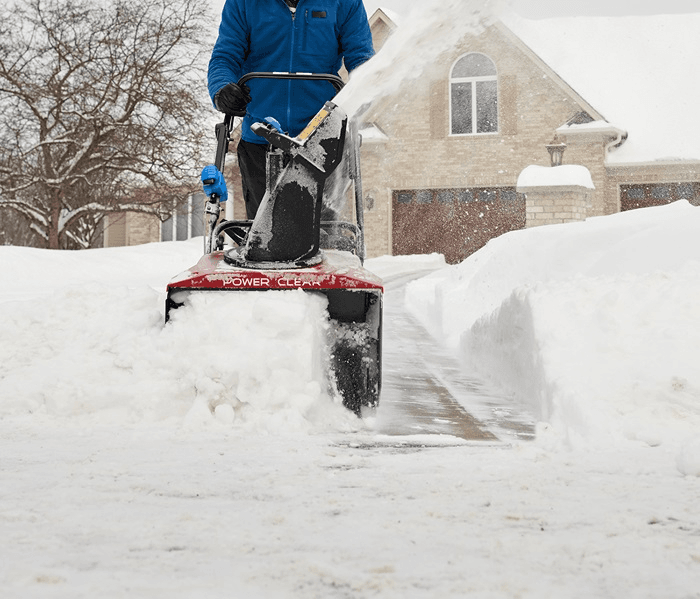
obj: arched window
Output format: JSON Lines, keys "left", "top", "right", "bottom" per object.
{"left": 450, "top": 53, "right": 498, "bottom": 135}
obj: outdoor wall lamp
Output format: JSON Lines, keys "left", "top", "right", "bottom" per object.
{"left": 546, "top": 139, "right": 567, "bottom": 167}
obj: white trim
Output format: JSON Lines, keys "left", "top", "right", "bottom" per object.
{"left": 556, "top": 121, "right": 626, "bottom": 142}
{"left": 369, "top": 8, "right": 401, "bottom": 28}
{"left": 605, "top": 159, "right": 700, "bottom": 168}
{"left": 359, "top": 123, "right": 389, "bottom": 144}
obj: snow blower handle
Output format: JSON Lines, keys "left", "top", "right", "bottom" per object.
{"left": 201, "top": 114, "right": 235, "bottom": 254}
{"left": 214, "top": 114, "right": 234, "bottom": 172}
{"left": 237, "top": 71, "right": 345, "bottom": 95}
{"left": 202, "top": 164, "right": 223, "bottom": 254}
{"left": 201, "top": 114, "right": 234, "bottom": 202}
{"left": 201, "top": 165, "right": 227, "bottom": 202}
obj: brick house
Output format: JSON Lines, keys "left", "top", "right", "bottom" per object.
{"left": 359, "top": 10, "right": 700, "bottom": 263}
{"left": 106, "top": 8, "right": 700, "bottom": 264}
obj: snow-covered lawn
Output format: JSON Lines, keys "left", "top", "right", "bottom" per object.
{"left": 2, "top": 201, "right": 700, "bottom": 597}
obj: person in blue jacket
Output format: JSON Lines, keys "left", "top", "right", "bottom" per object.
{"left": 208, "top": 0, "right": 375, "bottom": 219}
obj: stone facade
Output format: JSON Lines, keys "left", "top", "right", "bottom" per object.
{"left": 523, "top": 187, "right": 590, "bottom": 227}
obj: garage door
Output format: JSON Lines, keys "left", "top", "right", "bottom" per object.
{"left": 392, "top": 187, "right": 525, "bottom": 264}
{"left": 620, "top": 182, "right": 700, "bottom": 211}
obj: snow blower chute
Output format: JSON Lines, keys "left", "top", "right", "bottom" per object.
{"left": 166, "top": 72, "right": 383, "bottom": 414}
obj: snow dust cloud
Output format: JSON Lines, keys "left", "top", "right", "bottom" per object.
{"left": 337, "top": 0, "right": 508, "bottom": 119}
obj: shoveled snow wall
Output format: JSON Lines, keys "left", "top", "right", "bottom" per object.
{"left": 405, "top": 201, "right": 700, "bottom": 451}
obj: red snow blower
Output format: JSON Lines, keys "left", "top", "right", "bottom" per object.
{"left": 165, "top": 73, "right": 383, "bottom": 414}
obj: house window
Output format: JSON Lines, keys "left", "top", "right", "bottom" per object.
{"left": 416, "top": 190, "right": 433, "bottom": 204}
{"left": 450, "top": 53, "right": 498, "bottom": 135}
{"left": 161, "top": 192, "right": 205, "bottom": 241}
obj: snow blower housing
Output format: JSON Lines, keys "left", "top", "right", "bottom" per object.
{"left": 166, "top": 73, "right": 383, "bottom": 414}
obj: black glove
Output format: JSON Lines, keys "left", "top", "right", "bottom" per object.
{"left": 214, "top": 82, "right": 252, "bottom": 116}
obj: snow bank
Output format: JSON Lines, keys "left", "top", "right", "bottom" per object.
{"left": 406, "top": 201, "right": 700, "bottom": 460}
{"left": 0, "top": 241, "right": 357, "bottom": 433}
{"left": 677, "top": 435, "right": 700, "bottom": 477}
{"left": 0, "top": 238, "right": 205, "bottom": 302}
{"left": 465, "top": 268, "right": 700, "bottom": 450}
{"left": 5, "top": 201, "right": 700, "bottom": 471}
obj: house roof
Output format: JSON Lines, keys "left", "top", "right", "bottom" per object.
{"left": 363, "top": 2, "right": 403, "bottom": 23}
{"left": 503, "top": 13, "right": 700, "bottom": 165}
{"left": 375, "top": 6, "right": 402, "bottom": 24}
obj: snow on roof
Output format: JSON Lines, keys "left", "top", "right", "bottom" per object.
{"left": 374, "top": 6, "right": 402, "bottom": 24}
{"left": 517, "top": 164, "right": 595, "bottom": 190}
{"left": 363, "top": 2, "right": 404, "bottom": 23}
{"left": 556, "top": 120, "right": 624, "bottom": 136}
{"left": 503, "top": 13, "right": 700, "bottom": 165}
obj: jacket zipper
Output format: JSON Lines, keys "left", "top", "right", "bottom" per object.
{"left": 303, "top": 9, "right": 309, "bottom": 52}
{"left": 287, "top": 6, "right": 296, "bottom": 129}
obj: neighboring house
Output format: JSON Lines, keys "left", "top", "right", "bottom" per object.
{"left": 103, "top": 212, "right": 161, "bottom": 247}
{"left": 359, "top": 10, "right": 700, "bottom": 263}
{"left": 103, "top": 195, "right": 203, "bottom": 247}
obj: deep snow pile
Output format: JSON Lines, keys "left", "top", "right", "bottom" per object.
{"left": 3, "top": 202, "right": 700, "bottom": 467}
{"left": 406, "top": 200, "right": 700, "bottom": 469}
{"left": 0, "top": 239, "right": 358, "bottom": 433}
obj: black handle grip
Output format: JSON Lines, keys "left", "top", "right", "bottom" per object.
{"left": 238, "top": 71, "right": 345, "bottom": 94}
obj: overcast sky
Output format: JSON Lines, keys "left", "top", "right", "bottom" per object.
{"left": 363, "top": 0, "right": 700, "bottom": 18}
{"left": 512, "top": 0, "right": 700, "bottom": 17}
{"left": 208, "top": 1, "right": 700, "bottom": 23}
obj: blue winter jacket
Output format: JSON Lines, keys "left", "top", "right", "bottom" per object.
{"left": 208, "top": 0, "right": 375, "bottom": 144}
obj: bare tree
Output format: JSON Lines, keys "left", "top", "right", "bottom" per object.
{"left": 0, "top": 208, "right": 46, "bottom": 247}
{"left": 0, "top": 0, "right": 212, "bottom": 248}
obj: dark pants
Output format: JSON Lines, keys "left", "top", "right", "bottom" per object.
{"left": 237, "top": 139, "right": 269, "bottom": 219}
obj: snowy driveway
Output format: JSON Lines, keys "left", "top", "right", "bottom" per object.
{"left": 2, "top": 420, "right": 699, "bottom": 599}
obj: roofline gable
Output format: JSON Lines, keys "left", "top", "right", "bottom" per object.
{"left": 369, "top": 8, "right": 398, "bottom": 30}
{"left": 493, "top": 20, "right": 606, "bottom": 123}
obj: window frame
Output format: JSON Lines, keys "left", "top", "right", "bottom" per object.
{"left": 449, "top": 52, "right": 499, "bottom": 137}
